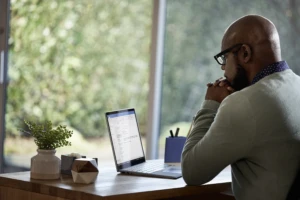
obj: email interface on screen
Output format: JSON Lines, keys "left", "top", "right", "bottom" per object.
{"left": 107, "top": 110, "right": 144, "bottom": 164}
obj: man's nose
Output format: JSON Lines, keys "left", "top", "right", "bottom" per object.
{"left": 221, "top": 64, "right": 225, "bottom": 70}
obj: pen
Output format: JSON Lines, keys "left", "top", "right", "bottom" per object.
{"left": 175, "top": 128, "right": 180, "bottom": 137}
{"left": 169, "top": 130, "right": 174, "bottom": 137}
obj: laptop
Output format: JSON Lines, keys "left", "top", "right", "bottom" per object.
{"left": 105, "top": 108, "right": 182, "bottom": 179}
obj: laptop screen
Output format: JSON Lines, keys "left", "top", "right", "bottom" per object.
{"left": 106, "top": 109, "right": 145, "bottom": 167}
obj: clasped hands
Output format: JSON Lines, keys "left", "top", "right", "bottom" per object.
{"left": 205, "top": 78, "right": 235, "bottom": 103}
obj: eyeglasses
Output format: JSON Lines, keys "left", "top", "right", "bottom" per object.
{"left": 214, "top": 43, "right": 243, "bottom": 65}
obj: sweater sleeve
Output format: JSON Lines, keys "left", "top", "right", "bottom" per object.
{"left": 181, "top": 94, "right": 256, "bottom": 185}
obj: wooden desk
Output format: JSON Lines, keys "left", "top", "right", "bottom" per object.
{"left": 0, "top": 164, "right": 233, "bottom": 200}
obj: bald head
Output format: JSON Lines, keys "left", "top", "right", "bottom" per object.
{"left": 222, "top": 15, "right": 281, "bottom": 65}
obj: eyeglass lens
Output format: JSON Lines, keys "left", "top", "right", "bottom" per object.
{"left": 217, "top": 55, "right": 226, "bottom": 65}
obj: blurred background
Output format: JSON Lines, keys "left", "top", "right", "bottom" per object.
{"left": 2, "top": 0, "right": 300, "bottom": 172}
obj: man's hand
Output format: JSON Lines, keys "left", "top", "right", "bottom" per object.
{"left": 205, "top": 78, "right": 235, "bottom": 103}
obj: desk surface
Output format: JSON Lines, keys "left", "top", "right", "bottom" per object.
{"left": 0, "top": 163, "right": 232, "bottom": 200}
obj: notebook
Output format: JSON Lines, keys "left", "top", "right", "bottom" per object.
{"left": 105, "top": 108, "right": 182, "bottom": 179}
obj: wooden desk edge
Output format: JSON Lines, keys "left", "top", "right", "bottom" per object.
{"left": 0, "top": 172, "right": 232, "bottom": 200}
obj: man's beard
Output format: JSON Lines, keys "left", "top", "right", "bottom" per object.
{"left": 231, "top": 65, "right": 249, "bottom": 91}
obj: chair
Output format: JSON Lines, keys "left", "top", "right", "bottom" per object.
{"left": 286, "top": 170, "right": 300, "bottom": 200}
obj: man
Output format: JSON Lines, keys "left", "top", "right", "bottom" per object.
{"left": 181, "top": 15, "right": 300, "bottom": 200}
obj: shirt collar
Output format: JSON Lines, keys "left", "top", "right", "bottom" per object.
{"left": 251, "top": 61, "right": 289, "bottom": 85}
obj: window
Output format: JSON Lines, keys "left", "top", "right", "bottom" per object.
{"left": 4, "top": 0, "right": 152, "bottom": 172}
{"left": 159, "top": 0, "right": 300, "bottom": 157}
{"left": 2, "top": 0, "right": 300, "bottom": 171}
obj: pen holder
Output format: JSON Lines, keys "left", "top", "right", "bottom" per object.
{"left": 164, "top": 136, "right": 186, "bottom": 164}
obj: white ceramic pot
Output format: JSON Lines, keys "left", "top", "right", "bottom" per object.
{"left": 30, "top": 149, "right": 61, "bottom": 180}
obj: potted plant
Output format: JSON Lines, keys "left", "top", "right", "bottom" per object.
{"left": 21, "top": 120, "right": 73, "bottom": 180}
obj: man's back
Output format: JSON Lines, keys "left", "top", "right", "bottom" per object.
{"left": 231, "top": 69, "right": 300, "bottom": 199}
{"left": 181, "top": 69, "right": 300, "bottom": 200}
{"left": 182, "top": 15, "right": 299, "bottom": 200}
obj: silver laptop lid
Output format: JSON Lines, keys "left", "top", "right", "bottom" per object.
{"left": 105, "top": 108, "right": 146, "bottom": 171}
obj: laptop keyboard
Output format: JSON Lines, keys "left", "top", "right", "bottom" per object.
{"left": 124, "top": 161, "right": 164, "bottom": 173}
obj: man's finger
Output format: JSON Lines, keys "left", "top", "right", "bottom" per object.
{"left": 219, "top": 81, "right": 226, "bottom": 87}
{"left": 227, "top": 86, "right": 235, "bottom": 92}
{"left": 207, "top": 82, "right": 213, "bottom": 87}
{"left": 213, "top": 80, "right": 220, "bottom": 86}
{"left": 214, "top": 77, "right": 226, "bottom": 86}
{"left": 218, "top": 79, "right": 230, "bottom": 86}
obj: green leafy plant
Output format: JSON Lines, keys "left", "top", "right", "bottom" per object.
{"left": 21, "top": 120, "right": 73, "bottom": 150}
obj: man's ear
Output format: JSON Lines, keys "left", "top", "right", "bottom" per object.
{"left": 241, "top": 44, "right": 251, "bottom": 63}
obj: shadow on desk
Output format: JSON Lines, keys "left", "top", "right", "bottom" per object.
{"left": 163, "top": 186, "right": 235, "bottom": 200}
{"left": 167, "top": 193, "right": 234, "bottom": 200}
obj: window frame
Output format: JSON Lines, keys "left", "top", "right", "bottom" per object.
{"left": 146, "top": 0, "right": 166, "bottom": 159}
{"left": 0, "top": 0, "right": 10, "bottom": 173}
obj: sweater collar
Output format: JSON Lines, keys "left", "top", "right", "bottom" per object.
{"left": 251, "top": 61, "right": 289, "bottom": 85}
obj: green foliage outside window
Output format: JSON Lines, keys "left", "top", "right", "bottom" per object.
{"left": 7, "top": 0, "right": 152, "bottom": 137}
{"left": 7, "top": 0, "right": 300, "bottom": 140}
{"left": 161, "top": 0, "right": 300, "bottom": 130}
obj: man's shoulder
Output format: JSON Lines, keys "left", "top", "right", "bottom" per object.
{"left": 224, "top": 69, "right": 300, "bottom": 106}
{"left": 223, "top": 89, "right": 251, "bottom": 104}
{"left": 220, "top": 90, "right": 253, "bottom": 113}
{"left": 255, "top": 68, "right": 300, "bottom": 86}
